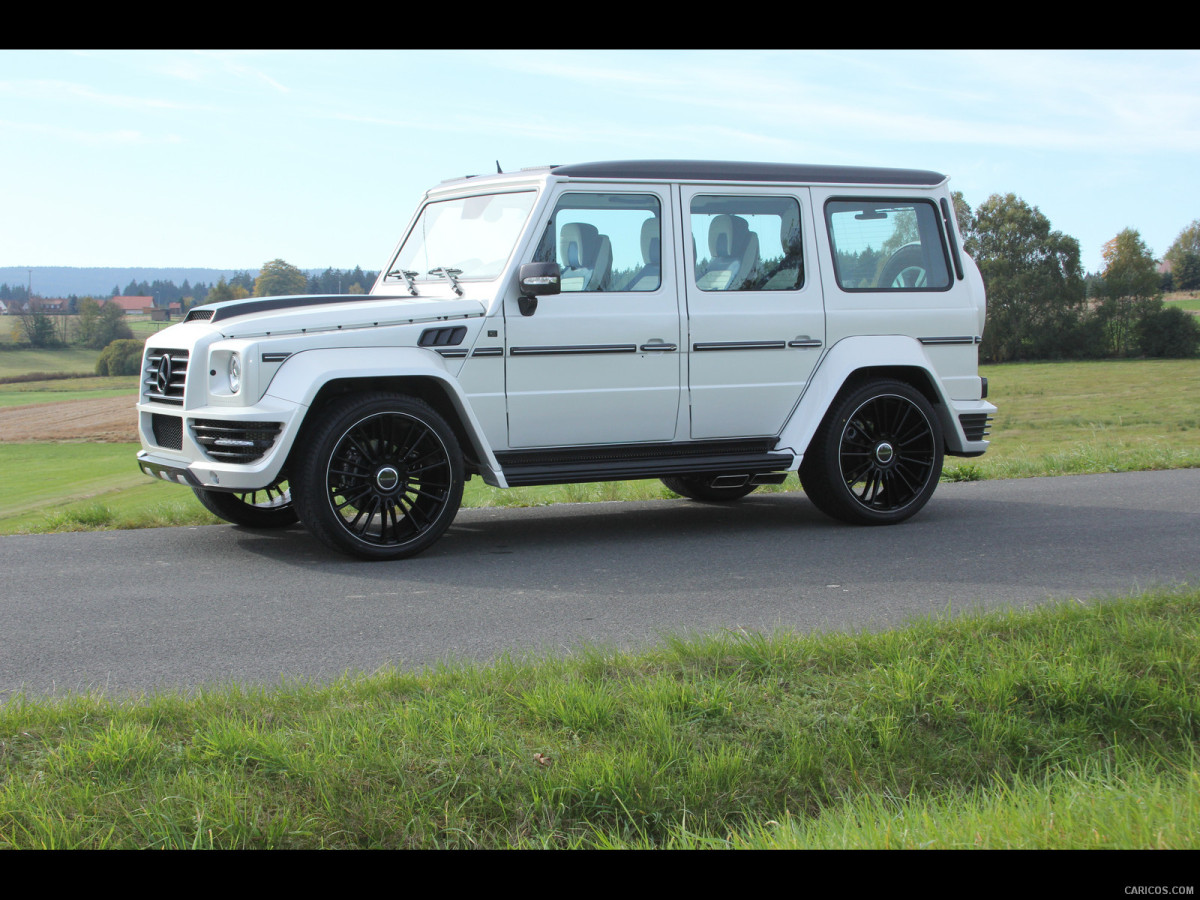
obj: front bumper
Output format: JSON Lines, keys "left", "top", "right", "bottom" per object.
{"left": 136, "top": 396, "right": 304, "bottom": 492}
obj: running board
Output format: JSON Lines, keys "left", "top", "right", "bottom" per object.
{"left": 495, "top": 440, "right": 793, "bottom": 488}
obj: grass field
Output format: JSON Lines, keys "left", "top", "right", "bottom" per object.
{"left": 1, "top": 357, "right": 1199, "bottom": 534}
{"left": 0, "top": 346, "right": 102, "bottom": 380}
{"left": 1, "top": 586, "right": 1195, "bottom": 849}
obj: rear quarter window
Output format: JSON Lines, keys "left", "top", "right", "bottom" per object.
{"left": 825, "top": 199, "right": 951, "bottom": 291}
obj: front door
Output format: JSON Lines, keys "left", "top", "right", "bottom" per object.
{"left": 504, "top": 187, "right": 682, "bottom": 448}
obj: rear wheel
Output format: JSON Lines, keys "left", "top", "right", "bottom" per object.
{"left": 193, "top": 481, "right": 297, "bottom": 529}
{"left": 800, "top": 379, "right": 943, "bottom": 525}
{"left": 292, "top": 394, "right": 464, "bottom": 560}
{"left": 661, "top": 474, "right": 757, "bottom": 502}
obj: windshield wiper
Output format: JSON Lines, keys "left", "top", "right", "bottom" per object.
{"left": 387, "top": 268, "right": 420, "bottom": 296}
{"left": 428, "top": 266, "right": 464, "bottom": 296}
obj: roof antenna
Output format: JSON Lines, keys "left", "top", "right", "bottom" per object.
{"left": 496, "top": 160, "right": 503, "bottom": 174}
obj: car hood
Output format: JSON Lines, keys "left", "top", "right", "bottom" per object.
{"left": 187, "top": 293, "right": 488, "bottom": 338}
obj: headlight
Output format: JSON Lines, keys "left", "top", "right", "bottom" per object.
{"left": 228, "top": 353, "right": 241, "bottom": 394}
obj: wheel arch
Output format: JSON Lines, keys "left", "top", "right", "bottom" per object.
{"left": 776, "top": 336, "right": 960, "bottom": 461}
{"left": 266, "top": 348, "right": 504, "bottom": 486}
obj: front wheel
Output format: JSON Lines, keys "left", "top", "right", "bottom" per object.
{"left": 292, "top": 394, "right": 464, "bottom": 560}
{"left": 799, "top": 379, "right": 943, "bottom": 525}
{"left": 193, "top": 481, "right": 297, "bottom": 529}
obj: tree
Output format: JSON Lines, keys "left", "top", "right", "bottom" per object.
{"left": 1164, "top": 219, "right": 1200, "bottom": 277}
{"left": 93, "top": 300, "right": 134, "bottom": 347}
{"left": 1175, "top": 251, "right": 1200, "bottom": 291}
{"left": 1136, "top": 305, "right": 1200, "bottom": 358}
{"left": 254, "top": 259, "right": 308, "bottom": 297}
{"left": 962, "top": 193, "right": 1086, "bottom": 362}
{"left": 95, "top": 339, "right": 145, "bottom": 376}
{"left": 17, "top": 304, "right": 58, "bottom": 348}
{"left": 201, "top": 277, "right": 236, "bottom": 306}
{"left": 1097, "top": 228, "right": 1161, "bottom": 356}
{"left": 76, "top": 296, "right": 102, "bottom": 347}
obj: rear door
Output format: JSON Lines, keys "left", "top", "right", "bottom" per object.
{"left": 679, "top": 185, "right": 826, "bottom": 439}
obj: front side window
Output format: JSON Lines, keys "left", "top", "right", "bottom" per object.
{"left": 690, "top": 195, "right": 804, "bottom": 292}
{"left": 825, "top": 199, "right": 951, "bottom": 291}
{"left": 387, "top": 191, "right": 536, "bottom": 285}
{"left": 532, "top": 193, "right": 662, "bottom": 292}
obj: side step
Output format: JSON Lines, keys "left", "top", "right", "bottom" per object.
{"left": 495, "top": 439, "right": 794, "bottom": 488}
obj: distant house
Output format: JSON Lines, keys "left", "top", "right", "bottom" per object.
{"left": 107, "top": 295, "right": 154, "bottom": 315}
{"left": 35, "top": 298, "right": 68, "bottom": 312}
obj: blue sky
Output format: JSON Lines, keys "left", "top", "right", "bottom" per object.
{"left": 2, "top": 49, "right": 1197, "bottom": 275}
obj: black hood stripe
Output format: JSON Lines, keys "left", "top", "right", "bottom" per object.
{"left": 191, "top": 294, "right": 411, "bottom": 324}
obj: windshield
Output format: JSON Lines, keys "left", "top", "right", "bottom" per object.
{"left": 386, "top": 190, "right": 537, "bottom": 285}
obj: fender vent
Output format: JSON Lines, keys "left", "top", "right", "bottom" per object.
{"left": 418, "top": 326, "right": 467, "bottom": 347}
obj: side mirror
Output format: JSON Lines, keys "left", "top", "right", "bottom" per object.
{"left": 517, "top": 262, "right": 560, "bottom": 316}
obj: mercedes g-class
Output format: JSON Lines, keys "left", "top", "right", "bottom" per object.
{"left": 136, "top": 160, "right": 995, "bottom": 560}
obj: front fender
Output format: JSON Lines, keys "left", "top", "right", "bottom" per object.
{"left": 265, "top": 346, "right": 507, "bottom": 486}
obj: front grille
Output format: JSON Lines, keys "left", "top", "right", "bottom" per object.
{"left": 151, "top": 413, "right": 183, "bottom": 449}
{"left": 191, "top": 420, "right": 282, "bottom": 463}
{"left": 143, "top": 348, "right": 189, "bottom": 405}
{"left": 959, "top": 413, "right": 993, "bottom": 442}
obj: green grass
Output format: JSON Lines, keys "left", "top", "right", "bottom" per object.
{"left": 0, "top": 346, "right": 104, "bottom": 379}
{"left": 1164, "top": 290, "right": 1200, "bottom": 313}
{"left": 0, "top": 375, "right": 138, "bottom": 407}
{"left": 1, "top": 587, "right": 1196, "bottom": 849}
{"left": 1, "top": 358, "right": 1198, "bottom": 535}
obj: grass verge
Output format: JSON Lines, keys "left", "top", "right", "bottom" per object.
{"left": 1, "top": 587, "right": 1196, "bottom": 849}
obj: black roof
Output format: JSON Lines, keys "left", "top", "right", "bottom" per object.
{"left": 551, "top": 160, "right": 945, "bottom": 186}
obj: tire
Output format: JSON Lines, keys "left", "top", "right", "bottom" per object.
{"left": 661, "top": 474, "right": 757, "bottom": 502}
{"left": 879, "top": 243, "right": 927, "bottom": 288}
{"left": 193, "top": 481, "right": 298, "bottom": 529}
{"left": 799, "top": 379, "right": 943, "bottom": 525}
{"left": 291, "top": 394, "right": 464, "bottom": 560}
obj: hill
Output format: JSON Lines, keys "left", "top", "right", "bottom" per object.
{"left": 0, "top": 267, "right": 255, "bottom": 299}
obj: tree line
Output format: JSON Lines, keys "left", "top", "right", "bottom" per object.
{"left": 0, "top": 263, "right": 378, "bottom": 315}
{"left": 953, "top": 194, "right": 1198, "bottom": 362}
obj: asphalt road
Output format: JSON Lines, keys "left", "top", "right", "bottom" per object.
{"left": 2, "top": 469, "right": 1197, "bottom": 701}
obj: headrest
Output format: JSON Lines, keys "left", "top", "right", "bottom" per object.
{"left": 560, "top": 222, "right": 600, "bottom": 269}
{"left": 640, "top": 217, "right": 660, "bottom": 265}
{"left": 708, "top": 214, "right": 749, "bottom": 258}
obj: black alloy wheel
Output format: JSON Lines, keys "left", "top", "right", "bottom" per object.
{"left": 800, "top": 379, "right": 943, "bottom": 525}
{"left": 293, "top": 394, "right": 464, "bottom": 560}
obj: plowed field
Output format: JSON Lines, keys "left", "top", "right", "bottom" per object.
{"left": 0, "top": 396, "right": 138, "bottom": 443}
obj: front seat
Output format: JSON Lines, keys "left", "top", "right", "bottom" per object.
{"left": 696, "top": 214, "right": 759, "bottom": 290}
{"left": 622, "top": 217, "right": 662, "bottom": 291}
{"left": 559, "top": 222, "right": 613, "bottom": 291}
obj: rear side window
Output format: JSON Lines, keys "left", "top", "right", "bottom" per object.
{"left": 825, "top": 199, "right": 951, "bottom": 291}
{"left": 689, "top": 195, "right": 804, "bottom": 291}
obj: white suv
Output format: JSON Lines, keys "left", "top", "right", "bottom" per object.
{"left": 136, "top": 160, "right": 995, "bottom": 560}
